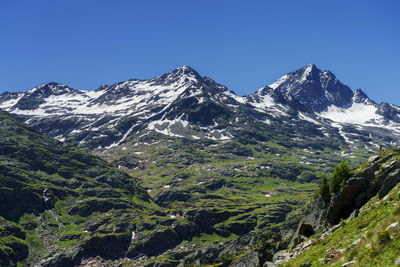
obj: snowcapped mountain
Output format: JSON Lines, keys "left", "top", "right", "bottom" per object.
{"left": 1, "top": 64, "right": 400, "bottom": 149}
{"left": 247, "top": 64, "right": 400, "bottom": 140}
{"left": 260, "top": 64, "right": 354, "bottom": 112}
{"left": 0, "top": 66, "right": 245, "bottom": 147}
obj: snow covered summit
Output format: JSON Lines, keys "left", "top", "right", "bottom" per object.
{"left": 1, "top": 64, "right": 400, "bottom": 148}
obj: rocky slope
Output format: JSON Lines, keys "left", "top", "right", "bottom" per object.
{"left": 0, "top": 111, "right": 160, "bottom": 266}
{"left": 0, "top": 111, "right": 346, "bottom": 266}
{"left": 2, "top": 65, "right": 400, "bottom": 266}
{"left": 270, "top": 148, "right": 400, "bottom": 266}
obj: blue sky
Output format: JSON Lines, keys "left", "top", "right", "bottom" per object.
{"left": 1, "top": 1, "right": 399, "bottom": 104}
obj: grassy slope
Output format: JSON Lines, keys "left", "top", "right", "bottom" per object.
{"left": 0, "top": 109, "right": 381, "bottom": 265}
{"left": 99, "top": 130, "right": 374, "bottom": 246}
{"left": 0, "top": 111, "right": 158, "bottom": 265}
{"left": 282, "top": 149, "right": 400, "bottom": 267}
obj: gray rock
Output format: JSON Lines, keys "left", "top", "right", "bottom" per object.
{"left": 231, "top": 251, "right": 260, "bottom": 267}
{"left": 368, "top": 155, "right": 379, "bottom": 163}
{"left": 379, "top": 169, "right": 400, "bottom": 198}
{"left": 289, "top": 199, "right": 329, "bottom": 246}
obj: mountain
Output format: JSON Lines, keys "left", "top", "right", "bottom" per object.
{"left": 0, "top": 66, "right": 246, "bottom": 148}
{"left": 2, "top": 65, "right": 400, "bottom": 265}
{"left": 248, "top": 64, "right": 400, "bottom": 128}
{"left": 259, "top": 64, "right": 354, "bottom": 112}
{"left": 1, "top": 64, "right": 399, "bottom": 151}
{"left": 3, "top": 108, "right": 400, "bottom": 266}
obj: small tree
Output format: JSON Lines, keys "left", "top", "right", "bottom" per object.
{"left": 318, "top": 175, "right": 330, "bottom": 201}
{"left": 329, "top": 161, "right": 351, "bottom": 194}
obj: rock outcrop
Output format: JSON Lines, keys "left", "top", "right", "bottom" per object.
{"left": 327, "top": 149, "right": 400, "bottom": 224}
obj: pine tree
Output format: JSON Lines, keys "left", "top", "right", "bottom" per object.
{"left": 329, "top": 161, "right": 351, "bottom": 193}
{"left": 318, "top": 175, "right": 330, "bottom": 201}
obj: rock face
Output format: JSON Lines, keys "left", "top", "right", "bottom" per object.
{"left": 281, "top": 199, "right": 330, "bottom": 248}
{"left": 280, "top": 149, "right": 400, "bottom": 235}
{"left": 256, "top": 148, "right": 400, "bottom": 267}
{"left": 327, "top": 148, "right": 400, "bottom": 224}
{"left": 153, "top": 190, "right": 190, "bottom": 207}
{"left": 261, "top": 64, "right": 354, "bottom": 112}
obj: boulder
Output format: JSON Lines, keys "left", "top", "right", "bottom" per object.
{"left": 81, "top": 232, "right": 131, "bottom": 259}
{"left": 368, "top": 155, "right": 379, "bottom": 163}
{"left": 127, "top": 228, "right": 180, "bottom": 258}
{"left": 153, "top": 190, "right": 190, "bottom": 207}
{"left": 231, "top": 251, "right": 260, "bottom": 267}
{"left": 379, "top": 169, "right": 400, "bottom": 198}
{"left": 327, "top": 177, "right": 368, "bottom": 225}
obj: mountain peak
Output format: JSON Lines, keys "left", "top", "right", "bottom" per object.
{"left": 353, "top": 88, "right": 371, "bottom": 103}
{"left": 27, "top": 82, "right": 73, "bottom": 95}
{"left": 265, "top": 64, "right": 354, "bottom": 111}
{"left": 177, "top": 65, "right": 196, "bottom": 71}
{"left": 171, "top": 65, "right": 201, "bottom": 78}
{"left": 303, "top": 63, "right": 318, "bottom": 71}
{"left": 152, "top": 65, "right": 202, "bottom": 87}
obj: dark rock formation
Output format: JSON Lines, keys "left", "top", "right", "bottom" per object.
{"left": 153, "top": 190, "right": 190, "bottom": 207}
{"left": 327, "top": 149, "right": 400, "bottom": 224}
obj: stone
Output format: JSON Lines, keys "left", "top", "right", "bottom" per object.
{"left": 231, "top": 251, "right": 260, "bottom": 267}
{"left": 379, "top": 170, "right": 400, "bottom": 198}
{"left": 348, "top": 237, "right": 363, "bottom": 249}
{"left": 342, "top": 260, "right": 356, "bottom": 266}
{"left": 385, "top": 221, "right": 399, "bottom": 232}
{"left": 368, "top": 155, "right": 379, "bottom": 163}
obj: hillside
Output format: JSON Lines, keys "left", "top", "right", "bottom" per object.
{"left": 0, "top": 111, "right": 157, "bottom": 266}
{"left": 276, "top": 148, "right": 400, "bottom": 266}
{"left": 0, "top": 110, "right": 364, "bottom": 266}
{"left": 2, "top": 64, "right": 400, "bottom": 266}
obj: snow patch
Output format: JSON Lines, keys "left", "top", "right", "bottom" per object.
{"left": 298, "top": 112, "right": 321, "bottom": 125}
{"left": 319, "top": 102, "right": 379, "bottom": 125}
{"left": 269, "top": 74, "right": 289, "bottom": 89}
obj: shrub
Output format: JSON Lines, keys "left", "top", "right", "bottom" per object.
{"left": 329, "top": 161, "right": 351, "bottom": 193}
{"left": 392, "top": 206, "right": 400, "bottom": 216}
{"left": 317, "top": 175, "right": 330, "bottom": 201}
{"left": 377, "top": 230, "right": 391, "bottom": 244}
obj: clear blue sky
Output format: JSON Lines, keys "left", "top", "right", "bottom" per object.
{"left": 1, "top": 1, "right": 399, "bottom": 104}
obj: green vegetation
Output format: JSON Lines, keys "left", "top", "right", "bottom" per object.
{"left": 329, "top": 161, "right": 351, "bottom": 194}
{"left": 282, "top": 182, "right": 400, "bottom": 266}
{"left": 281, "top": 150, "right": 400, "bottom": 267}
{"left": 0, "top": 110, "right": 379, "bottom": 265}
{"left": 0, "top": 111, "right": 158, "bottom": 265}
{"left": 100, "top": 129, "right": 373, "bottom": 248}
{"left": 315, "top": 175, "right": 330, "bottom": 201}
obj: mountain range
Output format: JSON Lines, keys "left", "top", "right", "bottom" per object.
{"left": 2, "top": 65, "right": 400, "bottom": 266}
{"left": 1, "top": 64, "right": 400, "bottom": 150}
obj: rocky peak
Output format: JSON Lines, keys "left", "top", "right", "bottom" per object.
{"left": 151, "top": 65, "right": 202, "bottom": 87}
{"left": 352, "top": 88, "right": 371, "bottom": 104}
{"left": 173, "top": 65, "right": 201, "bottom": 78}
{"left": 11, "top": 83, "right": 80, "bottom": 111}
{"left": 263, "top": 64, "right": 354, "bottom": 112}
{"left": 376, "top": 102, "right": 400, "bottom": 123}
{"left": 26, "top": 82, "right": 77, "bottom": 97}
